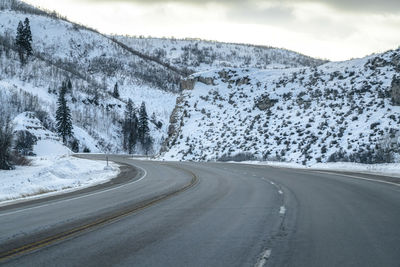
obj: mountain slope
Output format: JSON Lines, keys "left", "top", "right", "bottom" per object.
{"left": 162, "top": 49, "right": 400, "bottom": 164}
{"left": 0, "top": 0, "right": 326, "bottom": 155}
{"left": 114, "top": 36, "right": 327, "bottom": 73}
{"left": 0, "top": 1, "right": 179, "bottom": 153}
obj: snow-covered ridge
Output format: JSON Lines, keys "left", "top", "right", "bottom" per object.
{"left": 0, "top": 0, "right": 328, "bottom": 155}
{"left": 162, "top": 48, "right": 400, "bottom": 164}
{"left": 114, "top": 36, "right": 327, "bottom": 73}
{"left": 0, "top": 6, "right": 177, "bottom": 153}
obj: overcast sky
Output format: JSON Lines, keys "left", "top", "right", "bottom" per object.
{"left": 23, "top": 0, "right": 400, "bottom": 61}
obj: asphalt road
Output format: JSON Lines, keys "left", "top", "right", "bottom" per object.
{"left": 0, "top": 155, "right": 399, "bottom": 267}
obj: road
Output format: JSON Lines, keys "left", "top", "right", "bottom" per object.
{"left": 0, "top": 155, "right": 399, "bottom": 267}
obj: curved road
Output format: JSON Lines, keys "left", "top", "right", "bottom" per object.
{"left": 0, "top": 155, "right": 399, "bottom": 266}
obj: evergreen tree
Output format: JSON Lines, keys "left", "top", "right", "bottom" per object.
{"left": 15, "top": 21, "right": 25, "bottom": 63}
{"left": 66, "top": 78, "right": 72, "bottom": 94}
{"left": 15, "top": 17, "right": 33, "bottom": 64}
{"left": 122, "top": 99, "right": 138, "bottom": 154}
{"left": 56, "top": 82, "right": 73, "bottom": 144}
{"left": 143, "top": 135, "right": 153, "bottom": 155}
{"left": 113, "top": 82, "right": 120, "bottom": 98}
{"left": 23, "top": 18, "right": 33, "bottom": 57}
{"left": 138, "top": 101, "right": 152, "bottom": 154}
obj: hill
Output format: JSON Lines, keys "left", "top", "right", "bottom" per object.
{"left": 0, "top": 0, "right": 326, "bottom": 157}
{"left": 0, "top": 0, "right": 178, "bottom": 153}
{"left": 114, "top": 36, "right": 327, "bottom": 73}
{"left": 162, "top": 48, "right": 400, "bottom": 164}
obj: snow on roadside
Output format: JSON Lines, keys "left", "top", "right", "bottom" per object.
{"left": 233, "top": 160, "right": 400, "bottom": 178}
{"left": 0, "top": 156, "right": 119, "bottom": 203}
{"left": 0, "top": 140, "right": 120, "bottom": 203}
{"left": 33, "top": 140, "right": 72, "bottom": 157}
{"left": 310, "top": 162, "right": 400, "bottom": 178}
{"left": 135, "top": 153, "right": 400, "bottom": 179}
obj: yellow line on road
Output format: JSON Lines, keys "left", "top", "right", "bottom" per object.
{"left": 0, "top": 164, "right": 198, "bottom": 262}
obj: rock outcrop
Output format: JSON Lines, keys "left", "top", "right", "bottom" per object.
{"left": 391, "top": 76, "right": 400, "bottom": 105}
{"left": 180, "top": 78, "right": 196, "bottom": 90}
{"left": 180, "top": 76, "right": 215, "bottom": 90}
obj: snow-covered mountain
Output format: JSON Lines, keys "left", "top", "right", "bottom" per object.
{"left": 162, "top": 48, "right": 400, "bottom": 164}
{"left": 0, "top": 0, "right": 179, "bottom": 153}
{"left": 114, "top": 36, "right": 327, "bottom": 73}
{"left": 0, "top": 0, "right": 327, "bottom": 156}
{"left": 2, "top": 0, "right": 398, "bottom": 166}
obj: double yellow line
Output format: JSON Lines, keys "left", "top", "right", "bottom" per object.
{"left": 0, "top": 164, "right": 198, "bottom": 262}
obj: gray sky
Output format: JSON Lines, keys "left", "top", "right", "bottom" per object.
{"left": 23, "top": 0, "right": 400, "bottom": 60}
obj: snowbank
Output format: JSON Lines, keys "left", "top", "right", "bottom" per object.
{"left": 0, "top": 156, "right": 119, "bottom": 203}
{"left": 0, "top": 139, "right": 119, "bottom": 203}
{"left": 34, "top": 140, "right": 72, "bottom": 157}
{"left": 310, "top": 162, "right": 400, "bottom": 178}
{"left": 234, "top": 161, "right": 400, "bottom": 178}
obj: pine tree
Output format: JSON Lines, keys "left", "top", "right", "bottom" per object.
{"left": 56, "top": 82, "right": 73, "bottom": 144}
{"left": 113, "top": 82, "right": 119, "bottom": 98}
{"left": 15, "top": 17, "right": 33, "bottom": 64}
{"left": 122, "top": 99, "right": 138, "bottom": 154}
{"left": 23, "top": 18, "right": 32, "bottom": 57}
{"left": 66, "top": 78, "right": 72, "bottom": 94}
{"left": 138, "top": 102, "right": 149, "bottom": 143}
{"left": 15, "top": 21, "right": 25, "bottom": 63}
{"left": 138, "top": 101, "right": 152, "bottom": 154}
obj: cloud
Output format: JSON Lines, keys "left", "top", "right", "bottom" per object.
{"left": 227, "top": 3, "right": 295, "bottom": 25}
{"left": 81, "top": 0, "right": 400, "bottom": 14}
{"left": 309, "top": 0, "right": 400, "bottom": 14}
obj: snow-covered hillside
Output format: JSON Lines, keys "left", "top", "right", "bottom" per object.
{"left": 0, "top": 0, "right": 326, "bottom": 155}
{"left": 0, "top": 0, "right": 178, "bottom": 153}
{"left": 0, "top": 111, "right": 119, "bottom": 202}
{"left": 12, "top": 112, "right": 100, "bottom": 153}
{"left": 2, "top": 0, "right": 398, "bottom": 167}
{"left": 115, "top": 36, "right": 327, "bottom": 73}
{"left": 162, "top": 48, "right": 400, "bottom": 164}
{"left": 13, "top": 112, "right": 59, "bottom": 142}
{"left": 0, "top": 4, "right": 181, "bottom": 93}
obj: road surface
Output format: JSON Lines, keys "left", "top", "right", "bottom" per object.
{"left": 0, "top": 155, "right": 399, "bottom": 266}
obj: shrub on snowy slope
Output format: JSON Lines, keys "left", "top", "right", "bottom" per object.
{"left": 115, "top": 36, "right": 328, "bottom": 74}
{"left": 162, "top": 48, "right": 400, "bottom": 165}
{"left": 0, "top": 2, "right": 182, "bottom": 93}
{"left": 0, "top": 1, "right": 178, "bottom": 154}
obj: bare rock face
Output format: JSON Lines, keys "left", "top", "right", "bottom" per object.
{"left": 391, "top": 76, "right": 400, "bottom": 105}
{"left": 180, "top": 78, "right": 196, "bottom": 90}
{"left": 180, "top": 76, "right": 214, "bottom": 90}
{"left": 392, "top": 53, "right": 400, "bottom": 72}
{"left": 198, "top": 76, "right": 214, "bottom": 85}
{"left": 160, "top": 95, "right": 185, "bottom": 153}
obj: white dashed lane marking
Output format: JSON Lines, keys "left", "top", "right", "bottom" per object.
{"left": 255, "top": 249, "right": 272, "bottom": 267}
{"left": 279, "top": 206, "right": 286, "bottom": 215}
